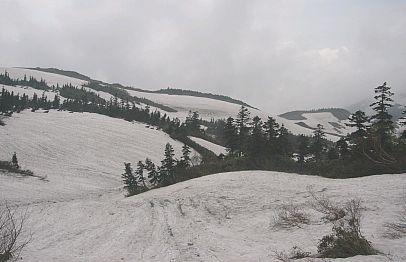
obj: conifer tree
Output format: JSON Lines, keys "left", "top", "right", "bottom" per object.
{"left": 135, "top": 161, "right": 148, "bottom": 190}
{"left": 122, "top": 163, "right": 140, "bottom": 196}
{"left": 370, "top": 82, "right": 394, "bottom": 148}
{"left": 277, "top": 124, "right": 291, "bottom": 156}
{"left": 145, "top": 158, "right": 159, "bottom": 187}
{"left": 336, "top": 137, "right": 351, "bottom": 159}
{"left": 346, "top": 110, "right": 369, "bottom": 139}
{"left": 235, "top": 105, "right": 251, "bottom": 156}
{"left": 297, "top": 135, "right": 310, "bottom": 164}
{"left": 263, "top": 116, "right": 280, "bottom": 154}
{"left": 179, "top": 144, "right": 191, "bottom": 168}
{"left": 160, "top": 143, "right": 176, "bottom": 186}
{"left": 311, "top": 124, "right": 327, "bottom": 163}
{"left": 248, "top": 116, "right": 265, "bottom": 158}
{"left": 224, "top": 117, "right": 238, "bottom": 155}
{"left": 11, "top": 152, "right": 19, "bottom": 169}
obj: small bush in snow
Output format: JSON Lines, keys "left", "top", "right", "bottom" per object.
{"left": 307, "top": 186, "right": 346, "bottom": 222}
{"left": 274, "top": 246, "right": 311, "bottom": 261}
{"left": 273, "top": 203, "right": 310, "bottom": 229}
{"left": 317, "top": 199, "right": 377, "bottom": 258}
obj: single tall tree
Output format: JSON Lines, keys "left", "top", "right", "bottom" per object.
{"left": 224, "top": 117, "right": 238, "bottom": 155}
{"left": 160, "top": 143, "right": 176, "bottom": 186}
{"left": 235, "top": 106, "right": 251, "bottom": 156}
{"left": 263, "top": 116, "right": 280, "bottom": 154}
{"left": 311, "top": 124, "right": 327, "bottom": 163}
{"left": 247, "top": 116, "right": 265, "bottom": 158}
{"left": 122, "top": 163, "right": 140, "bottom": 196}
{"left": 370, "top": 82, "right": 394, "bottom": 148}
{"left": 135, "top": 161, "right": 148, "bottom": 190}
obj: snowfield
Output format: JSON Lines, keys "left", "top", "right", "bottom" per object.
{"left": 0, "top": 170, "right": 405, "bottom": 261}
{"left": 188, "top": 136, "right": 227, "bottom": 156}
{"left": 1, "top": 84, "right": 66, "bottom": 101}
{"left": 0, "top": 110, "right": 196, "bottom": 202}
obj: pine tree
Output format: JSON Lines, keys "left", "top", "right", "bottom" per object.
{"left": 160, "top": 143, "right": 176, "bottom": 186}
{"left": 122, "top": 163, "right": 140, "bottom": 196}
{"left": 263, "top": 117, "right": 280, "bottom": 154}
{"left": 145, "top": 158, "right": 159, "bottom": 187}
{"left": 297, "top": 135, "right": 310, "bottom": 164}
{"left": 179, "top": 144, "right": 191, "bottom": 168}
{"left": 336, "top": 137, "right": 351, "bottom": 159}
{"left": 235, "top": 105, "right": 251, "bottom": 156}
{"left": 11, "top": 152, "right": 19, "bottom": 169}
{"left": 248, "top": 116, "right": 265, "bottom": 158}
{"left": 311, "top": 124, "right": 327, "bottom": 163}
{"left": 277, "top": 124, "right": 291, "bottom": 156}
{"left": 346, "top": 110, "right": 369, "bottom": 139}
{"left": 135, "top": 161, "right": 148, "bottom": 190}
{"left": 370, "top": 82, "right": 394, "bottom": 148}
{"left": 224, "top": 117, "right": 238, "bottom": 155}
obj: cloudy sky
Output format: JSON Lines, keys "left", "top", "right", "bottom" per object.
{"left": 1, "top": 0, "right": 405, "bottom": 113}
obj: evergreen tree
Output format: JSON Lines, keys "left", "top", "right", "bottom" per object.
{"left": 370, "top": 82, "right": 394, "bottom": 148}
{"left": 160, "top": 143, "right": 176, "bottom": 186}
{"left": 263, "top": 116, "right": 280, "bottom": 154}
{"left": 297, "top": 135, "right": 310, "bottom": 164}
{"left": 135, "top": 161, "right": 148, "bottom": 190}
{"left": 145, "top": 158, "right": 159, "bottom": 187}
{"left": 248, "top": 116, "right": 265, "bottom": 158}
{"left": 122, "top": 163, "right": 140, "bottom": 196}
{"left": 277, "top": 124, "right": 291, "bottom": 156}
{"left": 336, "top": 137, "right": 351, "bottom": 159}
{"left": 311, "top": 124, "right": 327, "bottom": 163}
{"left": 179, "top": 144, "right": 191, "bottom": 168}
{"left": 11, "top": 152, "right": 19, "bottom": 169}
{"left": 224, "top": 117, "right": 238, "bottom": 155}
{"left": 346, "top": 110, "right": 369, "bottom": 139}
{"left": 235, "top": 105, "right": 251, "bottom": 156}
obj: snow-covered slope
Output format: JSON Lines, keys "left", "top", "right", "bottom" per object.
{"left": 0, "top": 110, "right": 196, "bottom": 202}
{"left": 1, "top": 170, "right": 405, "bottom": 261}
{"left": 1, "top": 84, "right": 65, "bottom": 101}
{"left": 188, "top": 136, "right": 227, "bottom": 156}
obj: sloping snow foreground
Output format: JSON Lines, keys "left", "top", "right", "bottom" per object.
{"left": 1, "top": 167, "right": 405, "bottom": 261}
{"left": 0, "top": 110, "right": 196, "bottom": 202}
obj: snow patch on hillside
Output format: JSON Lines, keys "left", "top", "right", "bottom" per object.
{"left": 188, "top": 136, "right": 227, "bottom": 155}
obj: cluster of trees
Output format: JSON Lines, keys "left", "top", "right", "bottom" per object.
{"left": 0, "top": 71, "right": 50, "bottom": 91}
{"left": 219, "top": 82, "right": 406, "bottom": 177}
{"left": 0, "top": 88, "right": 59, "bottom": 113}
{"left": 122, "top": 143, "right": 194, "bottom": 196}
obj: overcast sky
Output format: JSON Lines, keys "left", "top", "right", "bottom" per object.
{"left": 1, "top": 0, "right": 405, "bottom": 113}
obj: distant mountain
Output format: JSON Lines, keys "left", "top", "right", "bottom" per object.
{"left": 25, "top": 67, "right": 92, "bottom": 81}
{"left": 278, "top": 108, "right": 351, "bottom": 121}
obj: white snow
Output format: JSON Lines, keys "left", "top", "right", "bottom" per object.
{"left": 188, "top": 136, "right": 227, "bottom": 156}
{"left": 0, "top": 110, "right": 197, "bottom": 202}
{"left": 0, "top": 169, "right": 405, "bottom": 261}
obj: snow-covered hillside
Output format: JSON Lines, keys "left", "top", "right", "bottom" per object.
{"left": 0, "top": 67, "right": 350, "bottom": 140}
{"left": 1, "top": 170, "right": 405, "bottom": 261}
{"left": 0, "top": 110, "right": 196, "bottom": 202}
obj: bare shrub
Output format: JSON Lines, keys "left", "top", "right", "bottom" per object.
{"left": 273, "top": 246, "right": 312, "bottom": 261}
{"left": 317, "top": 199, "right": 378, "bottom": 258}
{"left": 384, "top": 195, "right": 406, "bottom": 239}
{"left": 0, "top": 204, "right": 31, "bottom": 262}
{"left": 307, "top": 186, "right": 346, "bottom": 222}
{"left": 273, "top": 203, "right": 310, "bottom": 229}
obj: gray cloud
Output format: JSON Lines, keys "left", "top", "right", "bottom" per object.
{"left": 1, "top": 0, "right": 406, "bottom": 113}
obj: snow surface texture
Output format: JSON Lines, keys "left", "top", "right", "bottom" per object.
{"left": 188, "top": 136, "right": 227, "bottom": 156}
{"left": 0, "top": 110, "right": 196, "bottom": 202}
{"left": 1, "top": 170, "right": 405, "bottom": 261}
